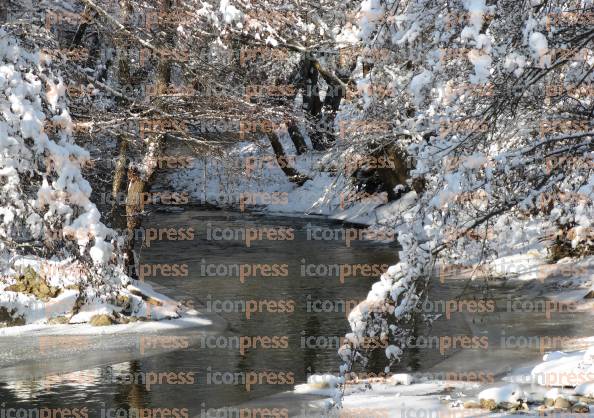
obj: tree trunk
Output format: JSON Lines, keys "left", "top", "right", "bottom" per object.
{"left": 122, "top": 0, "right": 170, "bottom": 278}
{"left": 302, "top": 58, "right": 326, "bottom": 151}
{"left": 267, "top": 133, "right": 310, "bottom": 186}
{"left": 106, "top": 0, "right": 134, "bottom": 271}
{"left": 314, "top": 60, "right": 346, "bottom": 147}
{"left": 287, "top": 121, "right": 308, "bottom": 155}
{"left": 298, "top": 56, "right": 348, "bottom": 151}
{"left": 69, "top": 6, "right": 93, "bottom": 49}
{"left": 0, "top": 0, "right": 7, "bottom": 25}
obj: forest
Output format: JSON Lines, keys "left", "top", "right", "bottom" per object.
{"left": 0, "top": 0, "right": 593, "bottom": 416}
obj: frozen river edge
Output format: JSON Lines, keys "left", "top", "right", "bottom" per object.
{"left": 0, "top": 280, "right": 228, "bottom": 382}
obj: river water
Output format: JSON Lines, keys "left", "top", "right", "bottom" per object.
{"left": 0, "top": 209, "right": 591, "bottom": 416}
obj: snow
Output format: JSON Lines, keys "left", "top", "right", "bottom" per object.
{"left": 504, "top": 53, "right": 527, "bottom": 77}
{"left": 409, "top": 69, "right": 433, "bottom": 105}
{"left": 529, "top": 32, "right": 549, "bottom": 62}
{"left": 543, "top": 351, "right": 567, "bottom": 361}
{"left": 0, "top": 252, "right": 190, "bottom": 326}
{"left": 488, "top": 252, "right": 547, "bottom": 280}
{"left": 585, "top": 346, "right": 594, "bottom": 364}
{"left": 531, "top": 347, "right": 594, "bottom": 387}
{"left": 0, "top": 279, "right": 223, "bottom": 337}
{"left": 0, "top": 310, "right": 214, "bottom": 337}
{"left": 89, "top": 237, "right": 112, "bottom": 265}
{"left": 219, "top": 0, "right": 242, "bottom": 24}
{"left": 294, "top": 374, "right": 344, "bottom": 398}
{"left": 166, "top": 142, "right": 395, "bottom": 225}
{"left": 126, "top": 281, "right": 181, "bottom": 319}
{"left": 478, "top": 384, "right": 524, "bottom": 403}
{"left": 0, "top": 30, "right": 115, "bottom": 267}
{"left": 69, "top": 304, "right": 118, "bottom": 324}
{"left": 337, "top": 382, "right": 446, "bottom": 416}
{"left": 389, "top": 373, "right": 413, "bottom": 385}
{"left": 358, "top": 0, "right": 384, "bottom": 41}
{"left": 468, "top": 50, "right": 492, "bottom": 84}
{"left": 576, "top": 382, "right": 594, "bottom": 397}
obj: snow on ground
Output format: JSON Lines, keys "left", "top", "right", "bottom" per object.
{"left": 287, "top": 359, "right": 594, "bottom": 417}
{"left": 288, "top": 375, "right": 476, "bottom": 417}
{"left": 478, "top": 384, "right": 524, "bottom": 404}
{"left": 0, "top": 256, "right": 184, "bottom": 324}
{"left": 287, "top": 252, "right": 594, "bottom": 417}
{"left": 336, "top": 382, "right": 457, "bottom": 418}
{"left": 294, "top": 374, "right": 345, "bottom": 398}
{"left": 0, "top": 309, "right": 214, "bottom": 337}
{"left": 530, "top": 345, "right": 594, "bottom": 387}
{"left": 165, "top": 140, "right": 396, "bottom": 225}
{"left": 0, "top": 255, "right": 225, "bottom": 335}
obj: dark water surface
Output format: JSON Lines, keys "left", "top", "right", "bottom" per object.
{"left": 0, "top": 210, "right": 404, "bottom": 415}
{"left": 0, "top": 209, "right": 590, "bottom": 417}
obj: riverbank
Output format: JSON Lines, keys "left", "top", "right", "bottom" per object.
{"left": 0, "top": 281, "right": 226, "bottom": 337}
{"left": 161, "top": 139, "right": 411, "bottom": 227}
{"left": 237, "top": 254, "right": 594, "bottom": 417}
{"left": 1, "top": 208, "right": 591, "bottom": 415}
{"left": 0, "top": 210, "right": 399, "bottom": 412}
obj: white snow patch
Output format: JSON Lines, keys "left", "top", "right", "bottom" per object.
{"left": 478, "top": 384, "right": 524, "bottom": 403}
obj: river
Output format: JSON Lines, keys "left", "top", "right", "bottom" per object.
{"left": 0, "top": 209, "right": 590, "bottom": 416}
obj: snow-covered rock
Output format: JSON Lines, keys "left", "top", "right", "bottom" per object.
{"left": 531, "top": 347, "right": 594, "bottom": 387}
{"left": 575, "top": 382, "right": 594, "bottom": 397}
{"left": 390, "top": 373, "right": 413, "bottom": 385}
{"left": 543, "top": 351, "right": 568, "bottom": 361}
{"left": 294, "top": 374, "right": 344, "bottom": 397}
{"left": 478, "top": 384, "right": 524, "bottom": 404}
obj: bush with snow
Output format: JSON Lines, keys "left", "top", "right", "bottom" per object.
{"left": 338, "top": 0, "right": 594, "bottom": 377}
{"left": 0, "top": 29, "right": 178, "bottom": 326}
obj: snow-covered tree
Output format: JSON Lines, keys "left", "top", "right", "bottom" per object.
{"left": 337, "top": 0, "right": 593, "bottom": 378}
{"left": 0, "top": 28, "right": 178, "bottom": 326}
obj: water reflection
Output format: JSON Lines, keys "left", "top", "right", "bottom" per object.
{"left": 112, "top": 361, "right": 151, "bottom": 411}
{"left": 0, "top": 210, "right": 590, "bottom": 415}
{"left": 0, "top": 210, "right": 399, "bottom": 413}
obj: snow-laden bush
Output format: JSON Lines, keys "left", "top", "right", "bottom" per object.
{"left": 339, "top": 0, "right": 594, "bottom": 374}
{"left": 0, "top": 28, "right": 116, "bottom": 266}
{"left": 0, "top": 28, "right": 178, "bottom": 325}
